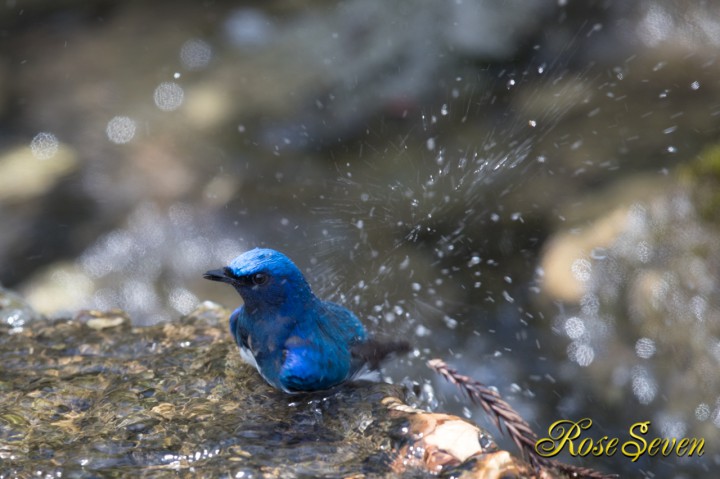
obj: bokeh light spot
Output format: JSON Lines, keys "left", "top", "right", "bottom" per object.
{"left": 180, "top": 38, "right": 213, "bottom": 70}
{"left": 169, "top": 288, "right": 199, "bottom": 315}
{"left": 224, "top": 9, "right": 274, "bottom": 48}
{"left": 154, "top": 82, "right": 185, "bottom": 111}
{"left": 567, "top": 341, "right": 595, "bottom": 366}
{"left": 564, "top": 316, "right": 586, "bottom": 339}
{"left": 106, "top": 116, "right": 137, "bottom": 144}
{"left": 695, "top": 403, "right": 710, "bottom": 421}
{"left": 571, "top": 258, "right": 592, "bottom": 282}
{"left": 30, "top": 132, "right": 59, "bottom": 160}
{"left": 635, "top": 337, "right": 656, "bottom": 359}
{"left": 631, "top": 366, "right": 658, "bottom": 404}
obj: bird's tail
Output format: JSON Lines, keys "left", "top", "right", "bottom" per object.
{"left": 351, "top": 338, "right": 411, "bottom": 371}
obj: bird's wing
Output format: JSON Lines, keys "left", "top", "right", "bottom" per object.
{"left": 317, "top": 301, "right": 368, "bottom": 344}
{"left": 229, "top": 307, "right": 258, "bottom": 368}
{"left": 279, "top": 334, "right": 350, "bottom": 392}
{"left": 229, "top": 307, "right": 250, "bottom": 349}
{"left": 318, "top": 301, "right": 409, "bottom": 374}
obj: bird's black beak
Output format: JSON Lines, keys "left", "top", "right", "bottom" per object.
{"left": 203, "top": 268, "right": 230, "bottom": 283}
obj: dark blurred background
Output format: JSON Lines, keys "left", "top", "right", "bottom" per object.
{"left": 2, "top": 1, "right": 720, "bottom": 476}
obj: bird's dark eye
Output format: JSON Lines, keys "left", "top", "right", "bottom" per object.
{"left": 252, "top": 272, "right": 269, "bottom": 286}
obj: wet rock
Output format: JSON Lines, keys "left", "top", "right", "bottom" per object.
{"left": 0, "top": 142, "right": 78, "bottom": 203}
{"left": 381, "top": 397, "right": 540, "bottom": 478}
{"left": 76, "top": 309, "right": 131, "bottom": 330}
{"left": 18, "top": 261, "right": 95, "bottom": 316}
{"left": 539, "top": 175, "right": 675, "bottom": 302}
{"left": 0, "top": 298, "right": 556, "bottom": 478}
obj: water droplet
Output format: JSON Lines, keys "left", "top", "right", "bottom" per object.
{"left": 440, "top": 104, "right": 449, "bottom": 116}
{"left": 30, "top": 132, "right": 59, "bottom": 160}
{"left": 426, "top": 137, "right": 436, "bottom": 151}
{"left": 153, "top": 82, "right": 185, "bottom": 111}
{"left": 590, "top": 247, "right": 607, "bottom": 260}
{"left": 666, "top": 145, "right": 677, "bottom": 153}
{"left": 690, "top": 81, "right": 700, "bottom": 90}
{"left": 443, "top": 315, "right": 458, "bottom": 329}
{"left": 415, "top": 324, "right": 431, "bottom": 337}
{"left": 528, "top": 120, "right": 537, "bottom": 127}
{"left": 106, "top": 116, "right": 136, "bottom": 144}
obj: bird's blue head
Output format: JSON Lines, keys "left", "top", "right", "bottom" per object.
{"left": 204, "top": 248, "right": 313, "bottom": 311}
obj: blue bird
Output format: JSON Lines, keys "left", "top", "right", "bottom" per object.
{"left": 204, "top": 248, "right": 406, "bottom": 393}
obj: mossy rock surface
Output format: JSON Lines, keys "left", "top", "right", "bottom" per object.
{"left": 1, "top": 299, "right": 557, "bottom": 478}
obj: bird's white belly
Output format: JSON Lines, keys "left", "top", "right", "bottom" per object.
{"left": 238, "top": 346, "right": 259, "bottom": 369}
